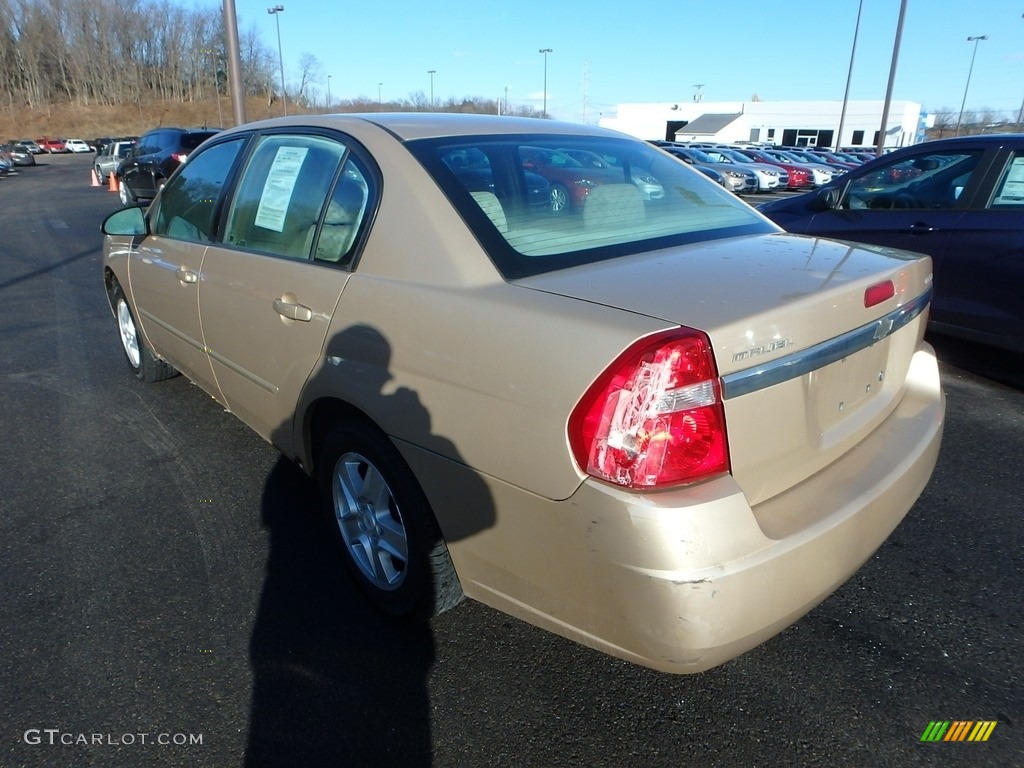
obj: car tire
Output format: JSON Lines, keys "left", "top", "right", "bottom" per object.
{"left": 550, "top": 183, "right": 570, "bottom": 213}
{"left": 118, "top": 177, "right": 135, "bottom": 206}
{"left": 319, "top": 422, "right": 463, "bottom": 619}
{"left": 111, "top": 283, "right": 177, "bottom": 382}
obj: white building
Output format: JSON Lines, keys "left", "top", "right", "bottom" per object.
{"left": 598, "top": 99, "right": 926, "bottom": 150}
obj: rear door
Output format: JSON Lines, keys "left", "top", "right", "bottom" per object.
{"left": 935, "top": 147, "right": 1024, "bottom": 350}
{"left": 197, "top": 131, "right": 374, "bottom": 445}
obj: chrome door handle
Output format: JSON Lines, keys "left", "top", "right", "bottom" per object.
{"left": 273, "top": 298, "right": 313, "bottom": 322}
{"left": 176, "top": 267, "right": 198, "bottom": 283}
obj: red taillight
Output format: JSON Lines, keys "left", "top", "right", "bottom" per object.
{"left": 569, "top": 329, "right": 730, "bottom": 489}
{"left": 864, "top": 280, "right": 895, "bottom": 308}
{"left": 172, "top": 152, "right": 188, "bottom": 163}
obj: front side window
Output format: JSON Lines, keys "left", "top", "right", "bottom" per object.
{"left": 409, "top": 134, "right": 773, "bottom": 278}
{"left": 151, "top": 137, "right": 247, "bottom": 243}
{"left": 223, "top": 134, "right": 347, "bottom": 261}
{"left": 840, "top": 149, "right": 983, "bottom": 211}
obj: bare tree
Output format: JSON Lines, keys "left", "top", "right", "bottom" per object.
{"left": 930, "top": 108, "right": 956, "bottom": 139}
{"left": 294, "top": 52, "right": 319, "bottom": 107}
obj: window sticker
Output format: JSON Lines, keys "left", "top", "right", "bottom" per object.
{"left": 254, "top": 146, "right": 309, "bottom": 231}
{"left": 996, "top": 156, "right": 1024, "bottom": 203}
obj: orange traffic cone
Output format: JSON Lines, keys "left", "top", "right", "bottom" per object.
{"left": 90, "top": 168, "right": 100, "bottom": 187}
{"left": 108, "top": 172, "right": 119, "bottom": 193}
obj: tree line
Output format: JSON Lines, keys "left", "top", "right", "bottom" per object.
{"left": 0, "top": 0, "right": 542, "bottom": 118}
{"left": 0, "top": 0, "right": 257, "bottom": 110}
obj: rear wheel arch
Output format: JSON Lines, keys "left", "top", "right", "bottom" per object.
{"left": 304, "top": 397, "right": 378, "bottom": 476}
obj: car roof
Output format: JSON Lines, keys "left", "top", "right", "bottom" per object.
{"left": 214, "top": 113, "right": 626, "bottom": 143}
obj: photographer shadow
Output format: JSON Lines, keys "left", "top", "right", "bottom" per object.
{"left": 245, "top": 324, "right": 496, "bottom": 767}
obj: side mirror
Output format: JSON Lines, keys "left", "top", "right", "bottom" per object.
{"left": 102, "top": 206, "right": 148, "bottom": 236}
{"left": 808, "top": 186, "right": 841, "bottom": 212}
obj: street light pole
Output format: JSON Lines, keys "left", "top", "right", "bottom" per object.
{"left": 956, "top": 35, "right": 988, "bottom": 137}
{"left": 378, "top": 82, "right": 383, "bottom": 106}
{"left": 539, "top": 48, "right": 552, "bottom": 118}
{"left": 835, "top": 0, "right": 863, "bottom": 151}
{"left": 875, "top": 0, "right": 907, "bottom": 156}
{"left": 326, "top": 74, "right": 331, "bottom": 113}
{"left": 267, "top": 5, "right": 287, "bottom": 116}
{"left": 1017, "top": 14, "right": 1024, "bottom": 130}
{"left": 427, "top": 70, "right": 436, "bottom": 108}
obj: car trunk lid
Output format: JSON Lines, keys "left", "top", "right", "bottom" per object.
{"left": 516, "top": 232, "right": 934, "bottom": 506}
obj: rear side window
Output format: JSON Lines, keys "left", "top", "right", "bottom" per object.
{"left": 181, "top": 132, "right": 218, "bottom": 151}
{"left": 409, "top": 134, "right": 772, "bottom": 279}
{"left": 222, "top": 134, "right": 348, "bottom": 261}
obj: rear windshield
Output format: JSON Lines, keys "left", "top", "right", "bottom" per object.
{"left": 407, "top": 134, "right": 774, "bottom": 278}
{"left": 181, "top": 132, "right": 218, "bottom": 150}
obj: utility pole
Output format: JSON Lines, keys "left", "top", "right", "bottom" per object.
{"left": 222, "top": 0, "right": 246, "bottom": 125}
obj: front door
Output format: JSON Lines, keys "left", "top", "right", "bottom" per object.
{"left": 128, "top": 137, "right": 249, "bottom": 401}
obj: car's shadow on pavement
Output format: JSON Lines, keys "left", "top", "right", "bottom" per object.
{"left": 928, "top": 333, "right": 1023, "bottom": 391}
{"left": 244, "top": 457, "right": 435, "bottom": 767}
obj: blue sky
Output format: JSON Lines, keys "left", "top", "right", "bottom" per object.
{"left": 237, "top": 0, "right": 1024, "bottom": 123}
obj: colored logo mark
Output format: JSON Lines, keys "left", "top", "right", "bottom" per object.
{"left": 920, "top": 721, "right": 997, "bottom": 742}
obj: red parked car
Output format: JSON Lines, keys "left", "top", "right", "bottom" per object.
{"left": 37, "top": 138, "right": 68, "bottom": 153}
{"left": 520, "top": 145, "right": 624, "bottom": 212}
{"left": 733, "top": 148, "right": 814, "bottom": 190}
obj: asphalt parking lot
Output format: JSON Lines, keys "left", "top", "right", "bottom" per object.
{"left": 0, "top": 152, "right": 1020, "bottom": 768}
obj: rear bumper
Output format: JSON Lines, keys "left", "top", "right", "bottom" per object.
{"left": 438, "top": 346, "right": 944, "bottom": 674}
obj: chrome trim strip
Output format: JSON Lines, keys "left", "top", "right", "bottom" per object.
{"left": 139, "top": 308, "right": 206, "bottom": 353}
{"left": 207, "top": 347, "right": 279, "bottom": 395}
{"left": 721, "top": 287, "right": 932, "bottom": 400}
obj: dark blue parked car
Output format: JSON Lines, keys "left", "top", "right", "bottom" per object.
{"left": 759, "top": 135, "right": 1024, "bottom": 353}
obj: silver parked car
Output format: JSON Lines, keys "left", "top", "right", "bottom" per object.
{"left": 94, "top": 140, "right": 137, "bottom": 186}
{"left": 699, "top": 147, "right": 788, "bottom": 191}
{"left": 661, "top": 145, "right": 759, "bottom": 194}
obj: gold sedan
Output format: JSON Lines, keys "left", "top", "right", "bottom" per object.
{"left": 101, "top": 114, "right": 944, "bottom": 674}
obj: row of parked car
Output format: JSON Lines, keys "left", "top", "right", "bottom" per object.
{"left": 1, "top": 136, "right": 134, "bottom": 178}
{"left": 652, "top": 140, "right": 878, "bottom": 194}
{"left": 14, "top": 137, "right": 96, "bottom": 154}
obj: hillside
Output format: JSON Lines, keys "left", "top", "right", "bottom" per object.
{"left": 2, "top": 97, "right": 352, "bottom": 142}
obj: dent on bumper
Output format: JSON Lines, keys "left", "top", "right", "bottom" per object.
{"left": 435, "top": 348, "right": 944, "bottom": 674}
